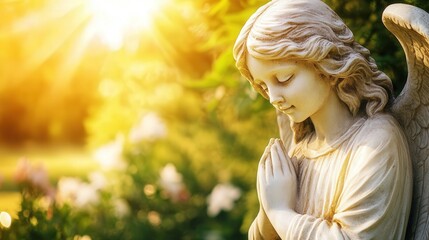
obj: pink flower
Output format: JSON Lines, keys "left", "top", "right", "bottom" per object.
{"left": 14, "top": 158, "right": 55, "bottom": 199}
{"left": 14, "top": 158, "right": 32, "bottom": 183}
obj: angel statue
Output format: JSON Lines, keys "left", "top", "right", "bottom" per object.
{"left": 233, "top": 0, "right": 429, "bottom": 239}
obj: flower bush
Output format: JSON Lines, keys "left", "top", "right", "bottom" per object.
{"left": 2, "top": 102, "right": 276, "bottom": 239}
{"left": 0, "top": 1, "right": 280, "bottom": 239}
{"left": 3, "top": 0, "right": 429, "bottom": 239}
{"left": 1, "top": 25, "right": 278, "bottom": 236}
{"left": 2, "top": 157, "right": 240, "bottom": 240}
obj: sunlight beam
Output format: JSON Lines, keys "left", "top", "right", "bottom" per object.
{"left": 0, "top": 0, "right": 85, "bottom": 37}
{"left": 85, "top": 0, "right": 168, "bottom": 50}
{"left": 48, "top": 17, "right": 98, "bottom": 93}
{"left": 19, "top": 6, "right": 92, "bottom": 80}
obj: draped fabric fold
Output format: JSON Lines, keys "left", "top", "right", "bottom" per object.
{"left": 250, "top": 114, "right": 412, "bottom": 240}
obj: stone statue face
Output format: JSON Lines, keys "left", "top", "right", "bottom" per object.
{"left": 246, "top": 54, "right": 332, "bottom": 123}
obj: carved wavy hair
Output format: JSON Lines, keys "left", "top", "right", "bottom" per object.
{"left": 233, "top": 0, "right": 393, "bottom": 142}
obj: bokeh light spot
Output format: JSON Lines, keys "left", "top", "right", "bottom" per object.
{"left": 0, "top": 211, "right": 12, "bottom": 228}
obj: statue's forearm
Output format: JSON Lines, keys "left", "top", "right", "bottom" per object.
{"left": 265, "top": 209, "right": 297, "bottom": 239}
{"left": 249, "top": 208, "right": 281, "bottom": 240}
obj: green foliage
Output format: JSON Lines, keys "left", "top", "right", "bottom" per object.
{"left": 3, "top": 184, "right": 70, "bottom": 240}
{"left": 2, "top": 126, "right": 275, "bottom": 239}
{"left": 5, "top": 0, "right": 429, "bottom": 239}
{"left": 324, "top": 0, "right": 429, "bottom": 93}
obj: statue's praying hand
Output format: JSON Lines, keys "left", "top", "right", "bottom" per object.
{"left": 257, "top": 138, "right": 297, "bottom": 239}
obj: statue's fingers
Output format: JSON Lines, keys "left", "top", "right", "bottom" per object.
{"left": 265, "top": 153, "right": 273, "bottom": 179}
{"left": 284, "top": 152, "right": 296, "bottom": 178}
{"left": 274, "top": 139, "right": 288, "bottom": 171}
{"left": 272, "top": 139, "right": 296, "bottom": 178}
{"left": 258, "top": 163, "right": 267, "bottom": 186}
{"left": 277, "top": 138, "right": 289, "bottom": 158}
{"left": 256, "top": 166, "right": 261, "bottom": 199}
{"left": 274, "top": 140, "right": 291, "bottom": 174}
{"left": 271, "top": 143, "right": 284, "bottom": 175}
{"left": 260, "top": 138, "right": 275, "bottom": 167}
{"left": 259, "top": 146, "right": 269, "bottom": 168}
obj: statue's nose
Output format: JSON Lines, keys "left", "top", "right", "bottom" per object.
{"left": 269, "top": 89, "right": 284, "bottom": 106}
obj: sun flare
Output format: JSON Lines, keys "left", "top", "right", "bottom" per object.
{"left": 1, "top": 0, "right": 171, "bottom": 89}
{"left": 85, "top": 0, "right": 167, "bottom": 50}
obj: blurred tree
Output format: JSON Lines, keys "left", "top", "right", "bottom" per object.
{"left": 1, "top": 0, "right": 428, "bottom": 145}
{"left": 3, "top": 0, "right": 429, "bottom": 239}
{"left": 325, "top": 0, "right": 429, "bottom": 93}
{"left": 0, "top": 0, "right": 106, "bottom": 145}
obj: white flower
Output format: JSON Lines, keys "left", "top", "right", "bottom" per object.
{"left": 112, "top": 198, "right": 130, "bottom": 218}
{"left": 56, "top": 177, "right": 80, "bottom": 204}
{"left": 129, "top": 112, "right": 167, "bottom": 143}
{"left": 159, "top": 163, "right": 185, "bottom": 201}
{"left": 93, "top": 136, "right": 126, "bottom": 170}
{"left": 88, "top": 171, "right": 107, "bottom": 190}
{"left": 75, "top": 183, "right": 99, "bottom": 208}
{"left": 56, "top": 177, "right": 99, "bottom": 209}
{"left": 207, "top": 183, "right": 241, "bottom": 217}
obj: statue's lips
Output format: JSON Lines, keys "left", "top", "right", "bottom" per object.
{"left": 278, "top": 105, "right": 294, "bottom": 114}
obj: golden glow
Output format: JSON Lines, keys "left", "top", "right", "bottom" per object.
{"left": 0, "top": 0, "right": 180, "bottom": 144}
{"left": 85, "top": 0, "right": 167, "bottom": 50}
{"left": 1, "top": 0, "right": 170, "bottom": 90}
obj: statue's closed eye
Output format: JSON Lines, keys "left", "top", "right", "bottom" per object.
{"left": 277, "top": 74, "right": 294, "bottom": 84}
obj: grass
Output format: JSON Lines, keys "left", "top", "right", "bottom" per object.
{"left": 0, "top": 144, "right": 99, "bottom": 216}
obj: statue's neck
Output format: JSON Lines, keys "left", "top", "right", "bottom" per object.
{"left": 308, "top": 93, "right": 356, "bottom": 150}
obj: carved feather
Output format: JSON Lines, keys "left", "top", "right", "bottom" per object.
{"left": 383, "top": 4, "right": 429, "bottom": 239}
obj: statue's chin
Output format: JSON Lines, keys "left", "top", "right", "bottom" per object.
{"left": 286, "top": 114, "right": 305, "bottom": 124}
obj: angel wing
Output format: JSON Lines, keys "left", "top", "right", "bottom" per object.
{"left": 383, "top": 4, "right": 429, "bottom": 239}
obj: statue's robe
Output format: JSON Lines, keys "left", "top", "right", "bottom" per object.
{"left": 250, "top": 113, "right": 412, "bottom": 239}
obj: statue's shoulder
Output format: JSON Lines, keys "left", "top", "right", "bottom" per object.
{"left": 356, "top": 113, "right": 407, "bottom": 146}
{"left": 365, "top": 112, "right": 402, "bottom": 129}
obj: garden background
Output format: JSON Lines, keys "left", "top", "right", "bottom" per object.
{"left": 1, "top": 0, "right": 428, "bottom": 239}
